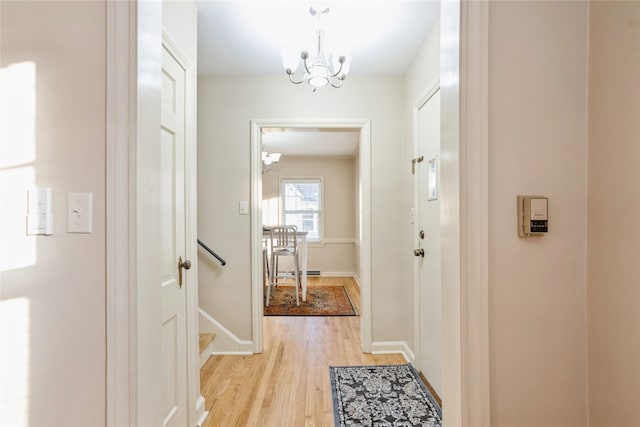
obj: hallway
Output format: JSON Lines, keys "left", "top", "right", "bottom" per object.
{"left": 199, "top": 277, "right": 405, "bottom": 426}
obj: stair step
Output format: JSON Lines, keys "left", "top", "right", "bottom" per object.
{"left": 199, "top": 333, "right": 216, "bottom": 354}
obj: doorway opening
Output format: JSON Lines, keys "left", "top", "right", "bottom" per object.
{"left": 250, "top": 120, "right": 372, "bottom": 353}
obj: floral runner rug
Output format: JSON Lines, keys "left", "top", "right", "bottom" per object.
{"left": 264, "top": 285, "right": 356, "bottom": 316}
{"left": 330, "top": 364, "right": 442, "bottom": 426}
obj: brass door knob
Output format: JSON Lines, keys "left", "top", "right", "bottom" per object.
{"left": 413, "top": 248, "right": 424, "bottom": 257}
{"left": 178, "top": 256, "right": 192, "bottom": 288}
{"left": 179, "top": 257, "right": 192, "bottom": 270}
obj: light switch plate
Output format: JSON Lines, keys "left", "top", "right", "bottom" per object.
{"left": 239, "top": 201, "right": 248, "bottom": 215}
{"left": 68, "top": 192, "right": 92, "bottom": 233}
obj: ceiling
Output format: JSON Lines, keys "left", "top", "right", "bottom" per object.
{"left": 196, "top": 1, "right": 440, "bottom": 77}
{"left": 195, "top": 1, "right": 440, "bottom": 156}
{"left": 262, "top": 128, "right": 359, "bottom": 157}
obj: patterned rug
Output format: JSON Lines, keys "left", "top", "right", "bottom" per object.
{"left": 330, "top": 364, "right": 442, "bottom": 427}
{"left": 263, "top": 285, "right": 357, "bottom": 316}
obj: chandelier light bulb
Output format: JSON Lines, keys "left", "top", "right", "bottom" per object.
{"left": 281, "top": 48, "right": 300, "bottom": 73}
{"left": 270, "top": 152, "right": 282, "bottom": 162}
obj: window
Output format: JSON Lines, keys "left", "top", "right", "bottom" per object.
{"left": 280, "top": 178, "right": 323, "bottom": 242}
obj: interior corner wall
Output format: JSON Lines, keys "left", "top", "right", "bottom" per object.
{"left": 586, "top": 2, "right": 640, "bottom": 426}
{"left": 0, "top": 1, "right": 107, "bottom": 425}
{"left": 488, "top": 2, "right": 589, "bottom": 426}
{"left": 262, "top": 156, "right": 356, "bottom": 274}
{"left": 197, "top": 76, "right": 403, "bottom": 341}
{"left": 403, "top": 20, "right": 440, "bottom": 352}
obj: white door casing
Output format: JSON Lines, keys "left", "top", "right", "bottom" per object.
{"left": 250, "top": 119, "right": 372, "bottom": 353}
{"left": 415, "top": 86, "right": 442, "bottom": 396}
{"left": 160, "top": 43, "right": 189, "bottom": 427}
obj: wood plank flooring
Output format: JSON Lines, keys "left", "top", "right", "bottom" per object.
{"left": 200, "top": 277, "right": 406, "bottom": 427}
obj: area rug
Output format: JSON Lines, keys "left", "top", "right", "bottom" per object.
{"left": 263, "top": 285, "right": 356, "bottom": 316}
{"left": 330, "top": 364, "right": 442, "bottom": 427}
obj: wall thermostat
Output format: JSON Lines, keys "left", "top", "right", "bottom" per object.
{"left": 518, "top": 195, "right": 548, "bottom": 237}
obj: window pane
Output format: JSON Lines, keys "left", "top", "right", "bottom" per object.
{"left": 281, "top": 179, "right": 321, "bottom": 241}
{"left": 283, "top": 213, "right": 319, "bottom": 240}
{"left": 283, "top": 182, "right": 320, "bottom": 211}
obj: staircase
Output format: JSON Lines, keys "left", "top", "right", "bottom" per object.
{"left": 199, "top": 333, "right": 216, "bottom": 369}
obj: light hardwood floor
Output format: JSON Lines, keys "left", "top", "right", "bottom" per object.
{"left": 200, "top": 277, "right": 406, "bottom": 427}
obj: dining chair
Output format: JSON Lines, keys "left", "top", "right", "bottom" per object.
{"left": 262, "top": 240, "right": 270, "bottom": 289}
{"left": 265, "top": 225, "right": 301, "bottom": 306}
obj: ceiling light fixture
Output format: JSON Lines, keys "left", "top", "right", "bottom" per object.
{"left": 281, "top": 7, "right": 351, "bottom": 92}
{"left": 262, "top": 147, "right": 282, "bottom": 174}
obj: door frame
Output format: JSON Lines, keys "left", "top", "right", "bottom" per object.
{"left": 441, "top": 1, "right": 490, "bottom": 425}
{"left": 106, "top": 2, "right": 203, "bottom": 425}
{"left": 106, "top": 1, "right": 491, "bottom": 425}
{"left": 106, "top": 2, "right": 160, "bottom": 425}
{"left": 249, "top": 119, "right": 372, "bottom": 353}
{"left": 412, "top": 78, "right": 440, "bottom": 378}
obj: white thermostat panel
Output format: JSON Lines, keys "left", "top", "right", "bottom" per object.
{"left": 518, "top": 195, "right": 548, "bottom": 237}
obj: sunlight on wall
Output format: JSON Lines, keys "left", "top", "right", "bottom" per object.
{"left": 0, "top": 61, "right": 36, "bottom": 272}
{"left": 262, "top": 197, "right": 279, "bottom": 226}
{"left": 0, "top": 298, "right": 30, "bottom": 427}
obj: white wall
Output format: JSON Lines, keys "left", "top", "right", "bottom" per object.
{"left": 488, "top": 2, "right": 589, "bottom": 426}
{"left": 587, "top": 2, "right": 640, "bottom": 426}
{"left": 262, "top": 156, "right": 356, "bottom": 274}
{"left": 0, "top": 1, "right": 106, "bottom": 425}
{"left": 163, "top": 0, "right": 198, "bottom": 68}
{"left": 197, "top": 76, "right": 404, "bottom": 341}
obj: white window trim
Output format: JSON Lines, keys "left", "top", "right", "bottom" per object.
{"left": 279, "top": 176, "right": 325, "bottom": 243}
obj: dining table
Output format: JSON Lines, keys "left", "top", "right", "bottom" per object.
{"left": 262, "top": 227, "right": 308, "bottom": 302}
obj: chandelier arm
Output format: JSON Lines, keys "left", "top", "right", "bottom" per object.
{"left": 301, "top": 56, "right": 313, "bottom": 75}
{"left": 329, "top": 61, "right": 344, "bottom": 78}
{"left": 287, "top": 71, "right": 305, "bottom": 85}
{"left": 328, "top": 76, "right": 345, "bottom": 88}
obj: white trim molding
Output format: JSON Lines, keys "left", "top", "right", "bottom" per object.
{"left": 371, "top": 341, "right": 416, "bottom": 365}
{"left": 106, "top": 2, "right": 137, "bottom": 425}
{"left": 318, "top": 271, "right": 357, "bottom": 278}
{"left": 250, "top": 119, "right": 372, "bottom": 354}
{"left": 441, "top": 1, "right": 490, "bottom": 426}
{"left": 199, "top": 308, "right": 253, "bottom": 355}
{"left": 459, "top": 2, "right": 490, "bottom": 425}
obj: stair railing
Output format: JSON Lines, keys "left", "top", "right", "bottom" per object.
{"left": 197, "top": 239, "right": 226, "bottom": 266}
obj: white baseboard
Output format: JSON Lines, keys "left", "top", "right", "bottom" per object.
{"left": 199, "top": 308, "right": 253, "bottom": 355}
{"left": 199, "top": 338, "right": 215, "bottom": 369}
{"left": 370, "top": 341, "right": 415, "bottom": 364}
{"left": 195, "top": 396, "right": 208, "bottom": 427}
{"left": 196, "top": 411, "right": 209, "bottom": 427}
{"left": 353, "top": 273, "right": 361, "bottom": 288}
{"left": 209, "top": 350, "right": 253, "bottom": 355}
{"left": 319, "top": 271, "right": 357, "bottom": 278}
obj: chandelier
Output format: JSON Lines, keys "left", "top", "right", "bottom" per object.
{"left": 281, "top": 7, "right": 351, "bottom": 92}
{"left": 262, "top": 148, "right": 281, "bottom": 174}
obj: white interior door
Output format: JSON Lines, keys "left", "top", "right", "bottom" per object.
{"left": 417, "top": 89, "right": 442, "bottom": 396}
{"left": 160, "top": 44, "right": 189, "bottom": 427}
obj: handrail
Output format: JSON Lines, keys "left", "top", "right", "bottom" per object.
{"left": 197, "top": 239, "right": 226, "bottom": 266}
